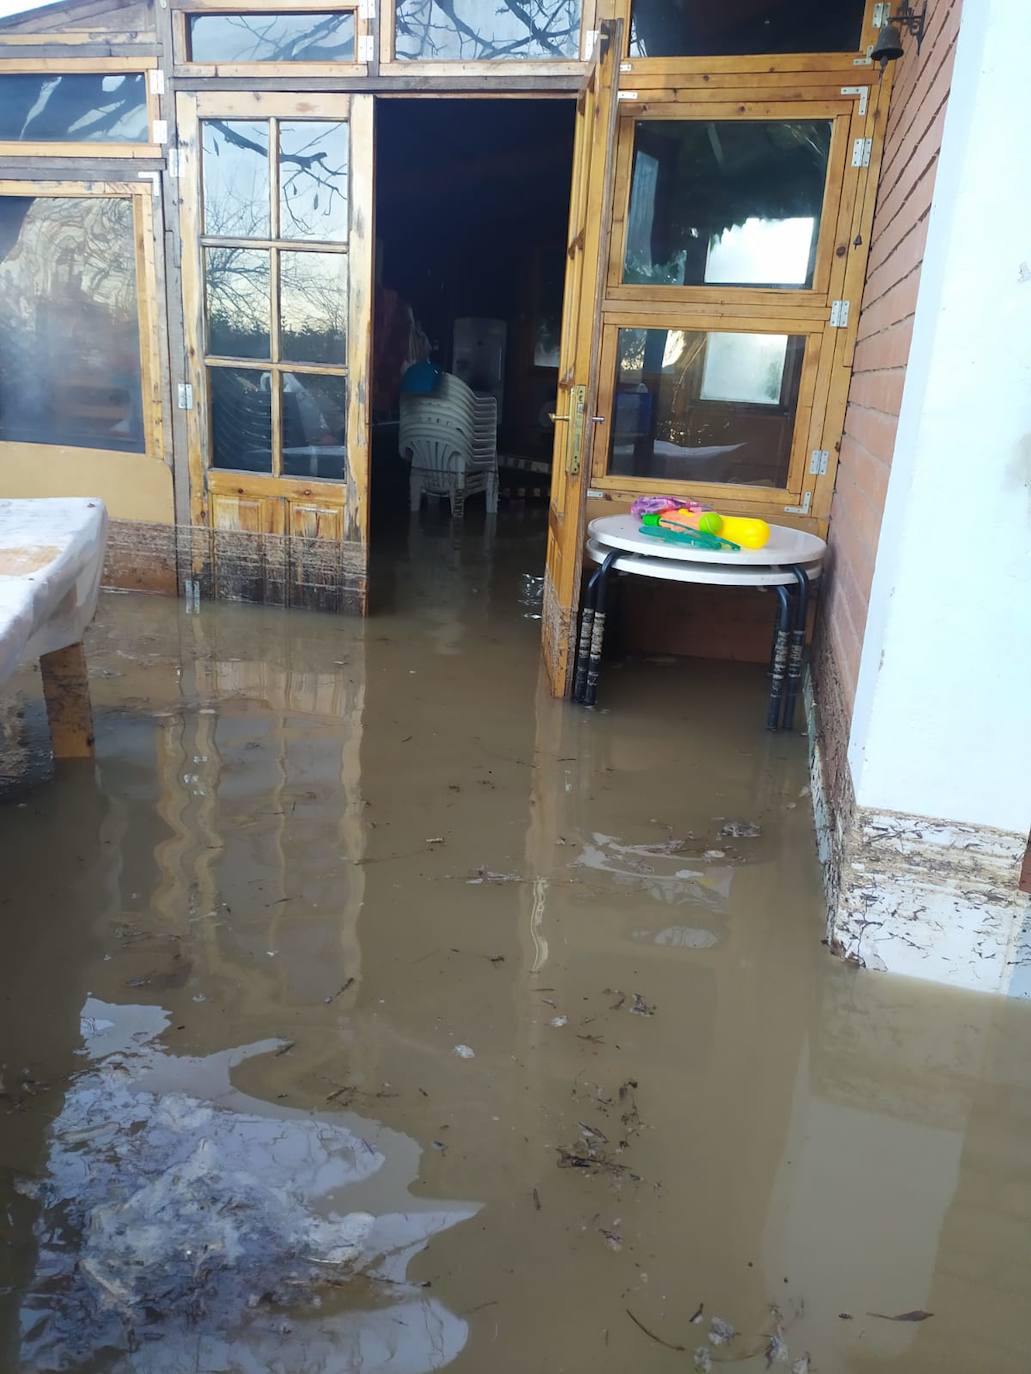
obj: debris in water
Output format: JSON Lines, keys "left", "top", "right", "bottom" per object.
{"left": 453, "top": 1044, "right": 476, "bottom": 1059}
{"left": 765, "top": 1330, "right": 790, "bottom": 1365}
{"left": 532, "top": 1188, "right": 541, "bottom": 1211}
{"left": 689, "top": 1302, "right": 704, "bottom": 1325}
{"left": 709, "top": 1316, "right": 737, "bottom": 1346}
{"left": 426, "top": 836, "right": 445, "bottom": 845}
{"left": 868, "top": 1309, "right": 933, "bottom": 1322}
{"left": 719, "top": 821, "right": 762, "bottom": 839}
{"left": 838, "top": 1312, "right": 853, "bottom": 1320}
{"left": 599, "top": 1227, "right": 623, "bottom": 1251}
{"left": 626, "top": 1309, "right": 685, "bottom": 1352}
{"left": 791, "top": 1358, "right": 810, "bottom": 1374}
{"left": 273, "top": 1040, "right": 295, "bottom": 1057}
{"left": 466, "top": 869, "right": 522, "bottom": 885}
{"left": 19, "top": 1001, "right": 478, "bottom": 1371}
{"left": 324, "top": 977, "right": 356, "bottom": 1004}
{"left": 579, "top": 1121, "right": 608, "bottom": 1148}
{"left": 693, "top": 1347, "right": 713, "bottom": 1372}
{"left": 630, "top": 993, "right": 655, "bottom": 1017}
{"left": 703, "top": 849, "right": 726, "bottom": 860}
{"left": 549, "top": 1016, "right": 569, "bottom": 1028}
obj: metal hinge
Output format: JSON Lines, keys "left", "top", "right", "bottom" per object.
{"left": 852, "top": 136, "right": 873, "bottom": 168}
{"left": 167, "top": 145, "right": 182, "bottom": 178}
{"left": 148, "top": 68, "right": 165, "bottom": 95}
{"left": 177, "top": 383, "right": 194, "bottom": 411}
{"left": 358, "top": 0, "right": 375, "bottom": 16}
{"left": 137, "top": 170, "right": 161, "bottom": 202}
{"left": 581, "top": 28, "right": 599, "bottom": 59}
{"left": 830, "top": 299, "right": 851, "bottom": 328}
{"left": 784, "top": 491, "right": 813, "bottom": 516}
{"left": 617, "top": 90, "right": 639, "bottom": 101}
{"left": 620, "top": 60, "right": 633, "bottom": 72}
{"left": 872, "top": 2, "right": 891, "bottom": 25}
{"left": 841, "top": 85, "right": 869, "bottom": 116}
{"left": 357, "top": 34, "right": 374, "bottom": 61}
{"left": 151, "top": 117, "right": 168, "bottom": 144}
{"left": 810, "top": 450, "right": 830, "bottom": 477}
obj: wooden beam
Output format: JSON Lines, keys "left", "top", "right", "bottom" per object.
{"left": 40, "top": 643, "right": 95, "bottom": 760}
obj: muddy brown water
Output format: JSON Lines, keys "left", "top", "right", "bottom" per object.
{"left": 1, "top": 512, "right": 1029, "bottom": 1373}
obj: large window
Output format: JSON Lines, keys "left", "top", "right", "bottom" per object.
{"left": 629, "top": 0, "right": 868, "bottom": 58}
{"left": 0, "top": 73, "right": 148, "bottom": 144}
{"left": 391, "top": 0, "right": 586, "bottom": 61}
{"left": 0, "top": 195, "right": 144, "bottom": 453}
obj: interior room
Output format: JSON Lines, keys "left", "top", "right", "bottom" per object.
{"left": 371, "top": 97, "right": 576, "bottom": 526}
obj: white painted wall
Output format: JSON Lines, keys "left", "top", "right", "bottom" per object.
{"left": 848, "top": 0, "right": 1031, "bottom": 835}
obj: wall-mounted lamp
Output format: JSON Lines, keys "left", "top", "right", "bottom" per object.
{"left": 871, "top": 1, "right": 927, "bottom": 70}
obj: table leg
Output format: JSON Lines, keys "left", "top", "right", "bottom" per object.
{"left": 582, "top": 553, "right": 617, "bottom": 708}
{"left": 574, "top": 552, "right": 617, "bottom": 705}
{"left": 782, "top": 566, "right": 810, "bottom": 732}
{"left": 766, "top": 587, "right": 792, "bottom": 732}
{"left": 40, "top": 642, "right": 95, "bottom": 759}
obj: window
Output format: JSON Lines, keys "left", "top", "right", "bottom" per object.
{"left": 187, "top": 11, "right": 356, "bottom": 63}
{"left": 623, "top": 120, "right": 832, "bottom": 290}
{"left": 0, "top": 72, "right": 148, "bottom": 145}
{"left": 629, "top": 0, "right": 868, "bottom": 58}
{"left": 0, "top": 195, "right": 144, "bottom": 453}
{"left": 393, "top": 0, "right": 584, "bottom": 61}
{"left": 607, "top": 327, "right": 806, "bottom": 488}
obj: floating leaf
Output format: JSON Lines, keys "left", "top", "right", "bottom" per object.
{"left": 868, "top": 1310, "right": 933, "bottom": 1322}
{"left": 693, "top": 1347, "right": 713, "bottom": 1372}
{"left": 709, "top": 1316, "right": 737, "bottom": 1346}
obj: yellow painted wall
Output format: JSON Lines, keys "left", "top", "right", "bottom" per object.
{"left": 0, "top": 444, "right": 174, "bottom": 524}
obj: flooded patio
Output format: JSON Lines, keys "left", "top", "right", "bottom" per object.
{"left": 1, "top": 512, "right": 1029, "bottom": 1373}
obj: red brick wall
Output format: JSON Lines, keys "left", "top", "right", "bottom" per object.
{"left": 822, "top": 0, "right": 963, "bottom": 717}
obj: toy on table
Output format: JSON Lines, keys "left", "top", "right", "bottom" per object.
{"left": 631, "top": 496, "right": 771, "bottom": 552}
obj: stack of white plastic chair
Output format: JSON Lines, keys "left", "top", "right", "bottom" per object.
{"left": 400, "top": 371, "right": 499, "bottom": 518}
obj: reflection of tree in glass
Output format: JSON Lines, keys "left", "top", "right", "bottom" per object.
{"left": 396, "top": 0, "right": 582, "bottom": 60}
{"left": 281, "top": 253, "right": 348, "bottom": 363}
{"left": 190, "top": 11, "right": 354, "bottom": 62}
{"left": 206, "top": 246, "right": 270, "bottom": 358}
{"left": 280, "top": 122, "right": 348, "bottom": 241}
{"left": 0, "top": 73, "right": 147, "bottom": 143}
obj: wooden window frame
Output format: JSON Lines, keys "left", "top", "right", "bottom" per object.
{"left": 606, "top": 97, "right": 859, "bottom": 312}
{"left": 0, "top": 178, "right": 165, "bottom": 469}
{"left": 0, "top": 57, "right": 162, "bottom": 159}
{"left": 589, "top": 310, "right": 827, "bottom": 509}
{"left": 617, "top": 0, "right": 884, "bottom": 70}
{"left": 380, "top": 0, "right": 599, "bottom": 76}
{"left": 171, "top": 0, "right": 370, "bottom": 77}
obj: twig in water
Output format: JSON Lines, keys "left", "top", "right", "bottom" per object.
{"left": 626, "top": 1309, "right": 685, "bottom": 1352}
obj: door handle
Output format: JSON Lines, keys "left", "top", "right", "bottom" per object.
{"left": 549, "top": 412, "right": 570, "bottom": 422}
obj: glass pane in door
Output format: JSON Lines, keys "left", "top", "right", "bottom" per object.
{"left": 204, "top": 247, "right": 270, "bottom": 358}
{"left": 630, "top": 0, "right": 867, "bottom": 57}
{"left": 607, "top": 327, "right": 805, "bottom": 488}
{"left": 281, "top": 373, "right": 347, "bottom": 478}
{"left": 279, "top": 251, "right": 348, "bottom": 363}
{"left": 279, "top": 121, "right": 348, "bottom": 241}
{"left": 210, "top": 367, "right": 272, "bottom": 472}
{"left": 624, "top": 120, "right": 832, "bottom": 288}
{"left": 394, "top": 0, "right": 582, "bottom": 59}
{"left": 202, "top": 119, "right": 270, "bottom": 237}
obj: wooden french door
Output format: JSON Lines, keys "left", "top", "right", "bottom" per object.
{"left": 540, "top": 19, "right": 621, "bottom": 697}
{"left": 177, "top": 91, "right": 374, "bottom": 611}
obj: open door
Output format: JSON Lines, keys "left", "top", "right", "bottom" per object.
{"left": 177, "top": 92, "right": 374, "bottom": 611}
{"left": 540, "top": 19, "right": 621, "bottom": 696}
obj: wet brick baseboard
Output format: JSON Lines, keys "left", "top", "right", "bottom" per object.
{"left": 102, "top": 521, "right": 178, "bottom": 596}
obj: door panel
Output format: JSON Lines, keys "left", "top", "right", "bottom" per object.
{"left": 177, "top": 90, "right": 373, "bottom": 611}
{"left": 541, "top": 18, "right": 622, "bottom": 698}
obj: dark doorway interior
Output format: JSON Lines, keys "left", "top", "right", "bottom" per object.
{"left": 372, "top": 97, "right": 576, "bottom": 526}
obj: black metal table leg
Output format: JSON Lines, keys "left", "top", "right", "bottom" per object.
{"left": 574, "top": 551, "right": 617, "bottom": 704}
{"left": 767, "top": 585, "right": 792, "bottom": 731}
{"left": 781, "top": 565, "right": 810, "bottom": 732}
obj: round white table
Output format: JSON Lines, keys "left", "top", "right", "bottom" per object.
{"left": 576, "top": 514, "right": 827, "bottom": 730}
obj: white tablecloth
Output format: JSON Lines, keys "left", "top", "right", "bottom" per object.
{"left": 0, "top": 499, "right": 109, "bottom": 684}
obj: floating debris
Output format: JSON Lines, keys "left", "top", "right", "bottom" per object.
{"left": 868, "top": 1309, "right": 933, "bottom": 1322}
{"left": 709, "top": 1316, "right": 737, "bottom": 1346}
{"left": 626, "top": 1309, "right": 685, "bottom": 1352}
{"left": 630, "top": 993, "right": 655, "bottom": 1017}
{"left": 693, "top": 1347, "right": 713, "bottom": 1372}
{"left": 689, "top": 1302, "right": 705, "bottom": 1325}
{"left": 719, "top": 821, "right": 762, "bottom": 839}
{"left": 453, "top": 1045, "right": 476, "bottom": 1059}
{"left": 549, "top": 1016, "right": 569, "bottom": 1028}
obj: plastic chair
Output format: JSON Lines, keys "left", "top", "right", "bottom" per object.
{"left": 400, "top": 372, "right": 499, "bottom": 518}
